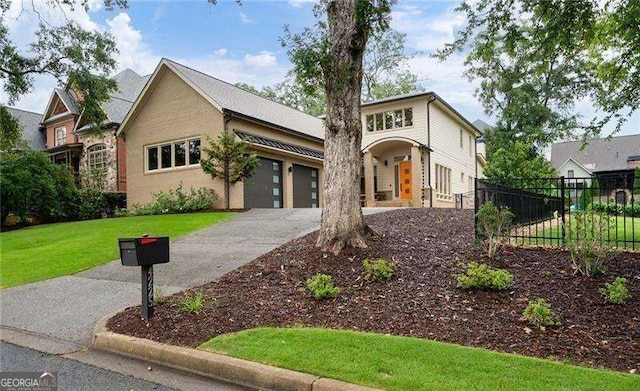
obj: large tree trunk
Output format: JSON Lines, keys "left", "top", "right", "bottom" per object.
{"left": 316, "top": 0, "right": 370, "bottom": 254}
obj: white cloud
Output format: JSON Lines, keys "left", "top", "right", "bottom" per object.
{"left": 106, "top": 13, "right": 160, "bottom": 75}
{"left": 288, "top": 0, "right": 315, "bottom": 8}
{"left": 239, "top": 12, "right": 256, "bottom": 24}
{"left": 243, "top": 51, "right": 278, "bottom": 68}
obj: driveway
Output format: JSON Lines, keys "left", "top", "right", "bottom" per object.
{"left": 1, "top": 208, "right": 394, "bottom": 354}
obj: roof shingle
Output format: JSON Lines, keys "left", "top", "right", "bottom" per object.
{"left": 551, "top": 134, "right": 640, "bottom": 173}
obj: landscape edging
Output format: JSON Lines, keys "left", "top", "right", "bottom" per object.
{"left": 92, "top": 314, "right": 379, "bottom": 391}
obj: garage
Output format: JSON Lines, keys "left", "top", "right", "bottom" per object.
{"left": 293, "top": 164, "right": 319, "bottom": 208}
{"left": 244, "top": 157, "right": 283, "bottom": 208}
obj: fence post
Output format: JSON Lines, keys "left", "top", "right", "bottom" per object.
{"left": 560, "top": 176, "right": 566, "bottom": 246}
{"left": 474, "top": 177, "right": 479, "bottom": 240}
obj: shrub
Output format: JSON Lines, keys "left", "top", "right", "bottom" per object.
{"left": 175, "top": 292, "right": 214, "bottom": 315}
{"left": 476, "top": 201, "right": 514, "bottom": 259}
{"left": 304, "top": 274, "right": 340, "bottom": 299}
{"left": 363, "top": 258, "right": 397, "bottom": 281}
{"left": 565, "top": 211, "right": 617, "bottom": 277}
{"left": 77, "top": 189, "right": 127, "bottom": 220}
{"left": 599, "top": 277, "right": 632, "bottom": 304}
{"left": 522, "top": 298, "right": 560, "bottom": 327}
{"left": 133, "top": 184, "right": 217, "bottom": 215}
{"left": 0, "top": 150, "right": 79, "bottom": 224}
{"left": 456, "top": 262, "right": 514, "bottom": 290}
{"left": 590, "top": 201, "right": 640, "bottom": 217}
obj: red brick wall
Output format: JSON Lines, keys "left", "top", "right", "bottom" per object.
{"left": 117, "top": 136, "right": 127, "bottom": 192}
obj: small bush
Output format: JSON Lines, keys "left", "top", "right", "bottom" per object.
{"left": 476, "top": 201, "right": 514, "bottom": 259}
{"left": 133, "top": 184, "right": 217, "bottom": 215}
{"left": 540, "top": 270, "right": 552, "bottom": 278}
{"left": 304, "top": 274, "right": 340, "bottom": 299}
{"left": 599, "top": 277, "right": 632, "bottom": 304}
{"left": 565, "top": 211, "right": 617, "bottom": 277}
{"left": 175, "top": 292, "right": 214, "bottom": 315}
{"left": 456, "top": 262, "right": 514, "bottom": 290}
{"left": 363, "top": 258, "right": 397, "bottom": 281}
{"left": 77, "top": 189, "right": 127, "bottom": 220}
{"left": 522, "top": 298, "right": 560, "bottom": 327}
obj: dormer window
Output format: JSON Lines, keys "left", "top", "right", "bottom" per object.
{"left": 55, "top": 127, "right": 66, "bottom": 146}
{"left": 365, "top": 107, "right": 413, "bottom": 132}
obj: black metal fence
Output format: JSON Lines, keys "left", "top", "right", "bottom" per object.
{"left": 475, "top": 175, "right": 639, "bottom": 250}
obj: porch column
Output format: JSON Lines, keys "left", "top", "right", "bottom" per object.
{"left": 363, "top": 151, "right": 375, "bottom": 207}
{"left": 411, "top": 146, "right": 422, "bottom": 207}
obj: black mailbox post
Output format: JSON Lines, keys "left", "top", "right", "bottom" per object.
{"left": 118, "top": 236, "right": 169, "bottom": 319}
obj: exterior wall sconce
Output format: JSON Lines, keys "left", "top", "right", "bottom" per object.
{"left": 288, "top": 165, "right": 293, "bottom": 173}
{"left": 384, "top": 160, "right": 388, "bottom": 166}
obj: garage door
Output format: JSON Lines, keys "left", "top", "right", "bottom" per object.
{"left": 293, "top": 164, "right": 319, "bottom": 208}
{"left": 244, "top": 157, "right": 283, "bottom": 208}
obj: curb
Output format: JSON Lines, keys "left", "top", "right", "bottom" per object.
{"left": 93, "top": 314, "right": 379, "bottom": 391}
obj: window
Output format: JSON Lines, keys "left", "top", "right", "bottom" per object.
{"left": 567, "top": 170, "right": 574, "bottom": 178}
{"left": 146, "top": 137, "right": 201, "bottom": 172}
{"left": 366, "top": 115, "right": 374, "bottom": 132}
{"left": 469, "top": 135, "right": 473, "bottom": 156}
{"left": 459, "top": 129, "right": 463, "bottom": 148}
{"left": 87, "top": 144, "right": 108, "bottom": 171}
{"left": 366, "top": 107, "right": 413, "bottom": 132}
{"left": 435, "top": 164, "right": 452, "bottom": 197}
{"left": 55, "top": 127, "right": 66, "bottom": 146}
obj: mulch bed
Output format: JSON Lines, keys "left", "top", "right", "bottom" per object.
{"left": 108, "top": 208, "right": 640, "bottom": 374}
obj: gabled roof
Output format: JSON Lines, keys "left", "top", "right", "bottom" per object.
{"left": 361, "top": 91, "right": 481, "bottom": 136}
{"left": 557, "top": 157, "right": 593, "bottom": 176}
{"left": 42, "top": 88, "right": 80, "bottom": 124}
{"left": 5, "top": 106, "right": 45, "bottom": 150}
{"left": 159, "top": 59, "right": 325, "bottom": 140}
{"left": 550, "top": 134, "right": 640, "bottom": 173}
{"left": 74, "top": 69, "right": 149, "bottom": 132}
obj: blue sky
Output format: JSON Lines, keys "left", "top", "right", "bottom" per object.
{"left": 2, "top": 0, "right": 638, "bottom": 138}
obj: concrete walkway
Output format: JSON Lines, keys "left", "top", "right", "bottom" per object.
{"left": 1, "top": 208, "right": 394, "bottom": 354}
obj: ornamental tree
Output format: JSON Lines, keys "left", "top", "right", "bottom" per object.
{"left": 200, "top": 131, "right": 260, "bottom": 210}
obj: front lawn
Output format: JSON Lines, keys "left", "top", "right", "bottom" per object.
{"left": 0, "top": 212, "right": 236, "bottom": 288}
{"left": 201, "top": 327, "right": 640, "bottom": 391}
{"left": 525, "top": 215, "right": 639, "bottom": 249}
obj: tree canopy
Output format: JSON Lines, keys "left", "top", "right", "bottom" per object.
{"left": 0, "top": 105, "right": 24, "bottom": 151}
{"left": 238, "top": 24, "right": 422, "bottom": 116}
{"left": 0, "top": 0, "right": 123, "bottom": 127}
{"left": 436, "top": 0, "right": 640, "bottom": 145}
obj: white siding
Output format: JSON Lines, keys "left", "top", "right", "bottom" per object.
{"left": 557, "top": 159, "right": 591, "bottom": 179}
{"left": 429, "top": 102, "right": 477, "bottom": 207}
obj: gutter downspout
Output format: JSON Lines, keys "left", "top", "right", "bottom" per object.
{"left": 426, "top": 95, "right": 437, "bottom": 208}
{"left": 223, "top": 111, "right": 233, "bottom": 132}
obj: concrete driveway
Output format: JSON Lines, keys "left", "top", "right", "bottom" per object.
{"left": 1, "top": 208, "right": 394, "bottom": 354}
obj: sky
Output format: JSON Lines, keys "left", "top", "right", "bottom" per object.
{"left": 1, "top": 0, "right": 638, "bottom": 138}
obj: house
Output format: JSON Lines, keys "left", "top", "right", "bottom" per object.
{"left": 4, "top": 107, "right": 45, "bottom": 150}
{"left": 39, "top": 69, "right": 149, "bottom": 191}
{"left": 551, "top": 134, "right": 640, "bottom": 204}
{"left": 360, "top": 92, "right": 482, "bottom": 208}
{"left": 118, "top": 58, "right": 325, "bottom": 210}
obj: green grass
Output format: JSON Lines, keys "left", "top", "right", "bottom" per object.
{"left": 200, "top": 327, "right": 640, "bottom": 391}
{"left": 0, "top": 212, "right": 236, "bottom": 288}
{"left": 524, "top": 216, "right": 639, "bottom": 249}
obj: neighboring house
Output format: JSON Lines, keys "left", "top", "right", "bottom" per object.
{"left": 4, "top": 107, "right": 45, "bottom": 150}
{"left": 118, "top": 58, "right": 325, "bottom": 210}
{"left": 39, "top": 69, "right": 149, "bottom": 191}
{"left": 360, "top": 92, "right": 481, "bottom": 208}
{"left": 472, "top": 119, "right": 492, "bottom": 178}
{"left": 551, "top": 134, "right": 640, "bottom": 204}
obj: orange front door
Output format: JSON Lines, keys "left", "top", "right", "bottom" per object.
{"left": 399, "top": 161, "right": 412, "bottom": 200}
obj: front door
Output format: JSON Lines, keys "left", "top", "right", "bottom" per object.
{"left": 399, "top": 161, "right": 412, "bottom": 200}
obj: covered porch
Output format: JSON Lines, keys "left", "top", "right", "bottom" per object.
{"left": 362, "top": 137, "right": 431, "bottom": 207}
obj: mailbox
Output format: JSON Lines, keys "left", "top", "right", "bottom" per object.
{"left": 118, "top": 237, "right": 170, "bottom": 266}
{"left": 118, "top": 236, "right": 170, "bottom": 320}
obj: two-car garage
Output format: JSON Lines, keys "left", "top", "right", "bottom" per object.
{"left": 244, "top": 157, "right": 320, "bottom": 209}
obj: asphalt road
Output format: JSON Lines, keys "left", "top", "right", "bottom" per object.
{"left": 1, "top": 342, "right": 170, "bottom": 391}
{"left": 1, "top": 342, "right": 251, "bottom": 391}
